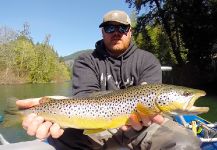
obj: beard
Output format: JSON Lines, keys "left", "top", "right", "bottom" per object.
{"left": 107, "top": 42, "right": 127, "bottom": 56}
{"left": 103, "top": 33, "right": 131, "bottom": 56}
{"left": 109, "top": 36, "right": 125, "bottom": 50}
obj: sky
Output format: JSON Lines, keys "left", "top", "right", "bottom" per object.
{"left": 0, "top": 0, "right": 136, "bottom": 57}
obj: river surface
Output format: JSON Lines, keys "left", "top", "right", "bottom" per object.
{"left": 0, "top": 81, "right": 72, "bottom": 143}
{"left": 0, "top": 82, "right": 216, "bottom": 143}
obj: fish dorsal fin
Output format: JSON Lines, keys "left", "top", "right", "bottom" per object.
{"left": 83, "top": 129, "right": 106, "bottom": 135}
{"left": 39, "top": 97, "right": 51, "bottom": 104}
{"left": 136, "top": 103, "right": 156, "bottom": 116}
{"left": 89, "top": 90, "right": 113, "bottom": 97}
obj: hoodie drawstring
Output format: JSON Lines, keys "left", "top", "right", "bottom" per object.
{"left": 105, "top": 57, "right": 109, "bottom": 90}
{"left": 120, "top": 56, "right": 127, "bottom": 88}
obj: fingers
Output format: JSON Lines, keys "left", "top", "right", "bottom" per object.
{"left": 122, "top": 113, "right": 164, "bottom": 132}
{"left": 128, "top": 113, "right": 143, "bottom": 131}
{"left": 16, "top": 98, "right": 41, "bottom": 109}
{"left": 22, "top": 113, "right": 64, "bottom": 140}
{"left": 150, "top": 114, "right": 165, "bottom": 125}
{"left": 36, "top": 121, "right": 52, "bottom": 139}
{"left": 17, "top": 97, "right": 64, "bottom": 140}
{"left": 50, "top": 123, "right": 64, "bottom": 138}
{"left": 27, "top": 116, "right": 45, "bottom": 136}
{"left": 137, "top": 111, "right": 164, "bottom": 126}
{"left": 36, "top": 122, "right": 64, "bottom": 139}
{"left": 138, "top": 112, "right": 152, "bottom": 126}
{"left": 120, "top": 125, "right": 129, "bottom": 131}
{"left": 22, "top": 113, "right": 37, "bottom": 130}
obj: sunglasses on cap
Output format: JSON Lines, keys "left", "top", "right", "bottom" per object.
{"left": 103, "top": 24, "right": 130, "bottom": 34}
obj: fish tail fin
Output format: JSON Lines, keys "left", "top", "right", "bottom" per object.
{"left": 4, "top": 97, "right": 21, "bottom": 115}
{"left": 1, "top": 97, "right": 23, "bottom": 128}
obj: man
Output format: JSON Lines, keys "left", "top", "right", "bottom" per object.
{"left": 17, "top": 10, "right": 201, "bottom": 150}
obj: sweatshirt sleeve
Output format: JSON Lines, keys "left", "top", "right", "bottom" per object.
{"left": 72, "top": 53, "right": 100, "bottom": 97}
{"left": 138, "top": 52, "right": 162, "bottom": 84}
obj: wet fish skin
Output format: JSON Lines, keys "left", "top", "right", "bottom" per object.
{"left": 21, "top": 84, "right": 209, "bottom": 132}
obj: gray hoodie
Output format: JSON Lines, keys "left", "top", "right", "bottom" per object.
{"left": 48, "top": 40, "right": 162, "bottom": 150}
{"left": 72, "top": 40, "right": 162, "bottom": 97}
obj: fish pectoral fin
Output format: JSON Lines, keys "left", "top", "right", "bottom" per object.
{"left": 125, "top": 111, "right": 141, "bottom": 125}
{"left": 83, "top": 129, "right": 106, "bottom": 135}
{"left": 136, "top": 103, "right": 156, "bottom": 116}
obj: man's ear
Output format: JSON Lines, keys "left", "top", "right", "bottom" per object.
{"left": 101, "top": 28, "right": 105, "bottom": 38}
{"left": 129, "top": 27, "right": 133, "bottom": 34}
{"left": 129, "top": 28, "right": 133, "bottom": 38}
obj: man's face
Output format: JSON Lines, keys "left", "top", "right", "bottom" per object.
{"left": 102, "top": 22, "right": 131, "bottom": 56}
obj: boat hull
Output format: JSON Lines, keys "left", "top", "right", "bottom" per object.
{"left": 174, "top": 115, "right": 217, "bottom": 150}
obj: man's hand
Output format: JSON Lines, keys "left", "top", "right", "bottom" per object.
{"left": 122, "top": 82, "right": 165, "bottom": 131}
{"left": 121, "top": 113, "right": 165, "bottom": 131}
{"left": 16, "top": 97, "right": 64, "bottom": 140}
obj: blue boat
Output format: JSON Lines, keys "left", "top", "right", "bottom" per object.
{"left": 174, "top": 115, "right": 217, "bottom": 150}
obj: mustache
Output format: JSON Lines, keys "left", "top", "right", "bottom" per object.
{"left": 111, "top": 35, "right": 122, "bottom": 40}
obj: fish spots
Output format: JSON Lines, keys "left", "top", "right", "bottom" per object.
{"left": 22, "top": 84, "right": 205, "bottom": 129}
{"left": 157, "top": 100, "right": 167, "bottom": 106}
{"left": 26, "top": 85, "right": 160, "bottom": 120}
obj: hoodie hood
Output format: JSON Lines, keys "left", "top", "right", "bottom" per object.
{"left": 94, "top": 39, "right": 137, "bottom": 61}
{"left": 93, "top": 39, "right": 138, "bottom": 89}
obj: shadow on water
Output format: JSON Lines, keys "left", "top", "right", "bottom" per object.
{"left": 0, "top": 81, "right": 72, "bottom": 143}
{"left": 196, "top": 95, "right": 217, "bottom": 123}
{"left": 195, "top": 82, "right": 217, "bottom": 123}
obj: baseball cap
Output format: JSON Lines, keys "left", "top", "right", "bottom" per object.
{"left": 99, "top": 10, "right": 131, "bottom": 27}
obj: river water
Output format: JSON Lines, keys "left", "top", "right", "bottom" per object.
{"left": 0, "top": 81, "right": 72, "bottom": 143}
{"left": 0, "top": 82, "right": 216, "bottom": 143}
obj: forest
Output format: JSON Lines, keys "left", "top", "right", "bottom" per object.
{"left": 0, "top": 24, "right": 71, "bottom": 84}
{"left": 126, "top": 0, "right": 217, "bottom": 87}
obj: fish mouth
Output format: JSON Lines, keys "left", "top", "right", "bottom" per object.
{"left": 185, "top": 91, "right": 209, "bottom": 114}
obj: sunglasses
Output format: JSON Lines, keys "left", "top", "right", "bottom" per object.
{"left": 103, "top": 24, "right": 130, "bottom": 34}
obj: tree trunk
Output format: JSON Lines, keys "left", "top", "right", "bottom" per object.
{"left": 154, "top": 0, "right": 184, "bottom": 65}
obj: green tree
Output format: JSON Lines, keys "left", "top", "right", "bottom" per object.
{"left": 126, "top": 0, "right": 185, "bottom": 65}
{"left": 172, "top": 0, "right": 217, "bottom": 66}
{"left": 0, "top": 26, "right": 17, "bottom": 76}
{"left": 11, "top": 36, "right": 35, "bottom": 78}
{"left": 126, "top": 0, "right": 217, "bottom": 67}
{"left": 0, "top": 24, "right": 70, "bottom": 84}
{"left": 29, "top": 37, "right": 70, "bottom": 83}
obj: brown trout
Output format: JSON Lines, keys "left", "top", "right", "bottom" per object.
{"left": 20, "top": 84, "right": 209, "bottom": 134}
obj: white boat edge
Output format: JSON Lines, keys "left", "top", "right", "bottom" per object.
{"left": 0, "top": 135, "right": 55, "bottom": 150}
{"left": 200, "top": 137, "right": 217, "bottom": 142}
{"left": 161, "top": 66, "right": 172, "bottom": 71}
{"left": 0, "top": 134, "right": 9, "bottom": 145}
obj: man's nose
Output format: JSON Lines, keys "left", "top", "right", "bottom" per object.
{"left": 113, "top": 28, "right": 121, "bottom": 35}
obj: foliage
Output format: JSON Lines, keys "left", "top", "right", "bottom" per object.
{"left": 126, "top": 0, "right": 217, "bottom": 67}
{"left": 133, "top": 23, "right": 178, "bottom": 65}
{"left": 0, "top": 25, "right": 70, "bottom": 84}
{"left": 171, "top": 0, "right": 217, "bottom": 66}
{"left": 148, "top": 25, "right": 178, "bottom": 64}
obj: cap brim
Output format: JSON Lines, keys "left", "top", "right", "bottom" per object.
{"left": 99, "top": 22, "right": 130, "bottom": 28}
{"left": 99, "top": 22, "right": 105, "bottom": 28}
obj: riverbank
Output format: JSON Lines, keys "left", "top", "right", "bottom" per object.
{"left": 0, "top": 71, "right": 70, "bottom": 85}
{"left": 0, "top": 71, "right": 28, "bottom": 85}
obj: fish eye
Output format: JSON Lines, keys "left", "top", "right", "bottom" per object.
{"left": 183, "top": 91, "right": 191, "bottom": 96}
